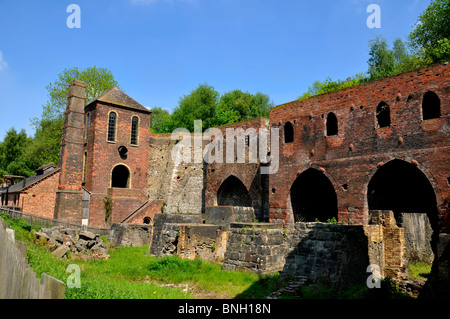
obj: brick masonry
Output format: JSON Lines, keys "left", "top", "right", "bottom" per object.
{"left": 269, "top": 62, "right": 450, "bottom": 230}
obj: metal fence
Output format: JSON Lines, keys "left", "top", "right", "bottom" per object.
{"left": 0, "top": 207, "right": 110, "bottom": 236}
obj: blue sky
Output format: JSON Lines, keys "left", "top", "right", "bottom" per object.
{"left": 0, "top": 0, "right": 430, "bottom": 139}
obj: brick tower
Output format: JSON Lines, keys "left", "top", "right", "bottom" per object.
{"left": 53, "top": 80, "right": 86, "bottom": 224}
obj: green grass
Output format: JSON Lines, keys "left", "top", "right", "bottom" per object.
{"left": 0, "top": 213, "right": 414, "bottom": 299}
{"left": 408, "top": 261, "right": 432, "bottom": 280}
{"left": 0, "top": 213, "right": 281, "bottom": 299}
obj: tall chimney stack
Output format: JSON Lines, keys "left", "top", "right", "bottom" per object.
{"left": 53, "top": 80, "right": 86, "bottom": 224}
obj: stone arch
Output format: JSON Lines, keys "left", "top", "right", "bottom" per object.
{"left": 217, "top": 175, "right": 252, "bottom": 207}
{"left": 290, "top": 168, "right": 338, "bottom": 222}
{"left": 367, "top": 159, "right": 439, "bottom": 263}
{"left": 111, "top": 164, "right": 131, "bottom": 188}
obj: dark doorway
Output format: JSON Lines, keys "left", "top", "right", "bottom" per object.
{"left": 111, "top": 165, "right": 130, "bottom": 188}
{"left": 376, "top": 102, "right": 391, "bottom": 128}
{"left": 217, "top": 175, "right": 252, "bottom": 207}
{"left": 284, "top": 121, "right": 294, "bottom": 143}
{"left": 368, "top": 159, "right": 438, "bottom": 262}
{"left": 422, "top": 91, "right": 441, "bottom": 120}
{"left": 290, "top": 168, "right": 338, "bottom": 222}
{"left": 326, "top": 112, "right": 338, "bottom": 136}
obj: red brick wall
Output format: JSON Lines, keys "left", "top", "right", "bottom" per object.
{"left": 205, "top": 117, "right": 270, "bottom": 220}
{"left": 269, "top": 62, "right": 450, "bottom": 230}
{"left": 83, "top": 101, "right": 151, "bottom": 227}
{"left": 21, "top": 171, "right": 60, "bottom": 219}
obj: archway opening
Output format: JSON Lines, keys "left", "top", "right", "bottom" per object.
{"left": 376, "top": 102, "right": 391, "bottom": 128}
{"left": 217, "top": 175, "right": 252, "bottom": 207}
{"left": 111, "top": 165, "right": 130, "bottom": 188}
{"left": 290, "top": 168, "right": 338, "bottom": 222}
{"left": 326, "top": 112, "right": 338, "bottom": 136}
{"left": 368, "top": 159, "right": 438, "bottom": 263}
{"left": 422, "top": 91, "right": 441, "bottom": 120}
{"left": 284, "top": 121, "right": 294, "bottom": 143}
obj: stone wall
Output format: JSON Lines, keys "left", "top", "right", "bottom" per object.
{"left": 147, "top": 134, "right": 205, "bottom": 215}
{"left": 108, "top": 223, "right": 153, "bottom": 247}
{"left": 222, "top": 219, "right": 406, "bottom": 289}
{"left": 149, "top": 213, "right": 202, "bottom": 256}
{"left": 202, "top": 206, "right": 257, "bottom": 229}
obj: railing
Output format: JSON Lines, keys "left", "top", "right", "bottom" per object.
{"left": 0, "top": 207, "right": 110, "bottom": 236}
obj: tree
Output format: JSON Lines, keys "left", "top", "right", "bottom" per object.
{"left": 29, "top": 66, "right": 119, "bottom": 167}
{"left": 150, "top": 107, "right": 173, "bottom": 133}
{"left": 367, "top": 36, "right": 396, "bottom": 80}
{"left": 170, "top": 83, "right": 220, "bottom": 132}
{"left": 0, "top": 128, "right": 34, "bottom": 177}
{"left": 216, "top": 90, "right": 272, "bottom": 126}
{"left": 409, "top": 0, "right": 450, "bottom": 63}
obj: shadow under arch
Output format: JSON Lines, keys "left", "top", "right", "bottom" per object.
{"left": 367, "top": 159, "right": 439, "bottom": 262}
{"left": 290, "top": 168, "right": 338, "bottom": 222}
{"left": 217, "top": 175, "right": 252, "bottom": 207}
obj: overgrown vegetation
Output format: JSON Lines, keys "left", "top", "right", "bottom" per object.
{"left": 408, "top": 261, "right": 432, "bottom": 280}
{"left": 0, "top": 213, "right": 418, "bottom": 299}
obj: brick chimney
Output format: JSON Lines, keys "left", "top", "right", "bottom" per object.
{"left": 53, "top": 80, "right": 86, "bottom": 224}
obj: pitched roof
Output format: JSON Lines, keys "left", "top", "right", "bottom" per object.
{"left": 1, "top": 164, "right": 60, "bottom": 194}
{"left": 94, "top": 87, "right": 151, "bottom": 113}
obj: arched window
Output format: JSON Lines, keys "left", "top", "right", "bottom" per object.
{"left": 284, "top": 121, "right": 294, "bottom": 143}
{"left": 326, "top": 112, "right": 338, "bottom": 136}
{"left": 422, "top": 91, "right": 441, "bottom": 120}
{"left": 111, "top": 164, "right": 130, "bottom": 188}
{"left": 131, "top": 116, "right": 139, "bottom": 145}
{"left": 107, "top": 112, "right": 117, "bottom": 142}
{"left": 376, "top": 102, "right": 391, "bottom": 128}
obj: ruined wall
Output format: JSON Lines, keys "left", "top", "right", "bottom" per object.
{"left": 205, "top": 118, "right": 270, "bottom": 221}
{"left": 222, "top": 220, "right": 405, "bottom": 288}
{"left": 108, "top": 223, "right": 153, "bottom": 247}
{"left": 269, "top": 62, "right": 450, "bottom": 229}
{"left": 147, "top": 134, "right": 204, "bottom": 215}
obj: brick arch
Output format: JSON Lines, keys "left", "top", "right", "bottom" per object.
{"left": 288, "top": 167, "right": 338, "bottom": 223}
{"left": 362, "top": 157, "right": 443, "bottom": 215}
{"left": 110, "top": 163, "right": 131, "bottom": 188}
{"left": 217, "top": 175, "right": 252, "bottom": 207}
{"left": 365, "top": 158, "right": 441, "bottom": 262}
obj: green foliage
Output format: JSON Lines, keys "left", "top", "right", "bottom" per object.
{"left": 409, "top": 0, "right": 450, "bottom": 63}
{"left": 151, "top": 84, "right": 273, "bottom": 133}
{"left": 298, "top": 73, "right": 367, "bottom": 100}
{"left": 169, "top": 83, "right": 220, "bottom": 132}
{"left": 0, "top": 128, "right": 34, "bottom": 177}
{"left": 28, "top": 66, "right": 119, "bottom": 169}
{"left": 147, "top": 256, "right": 281, "bottom": 298}
{"left": 408, "top": 261, "right": 432, "bottom": 280}
{"left": 150, "top": 107, "right": 172, "bottom": 133}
